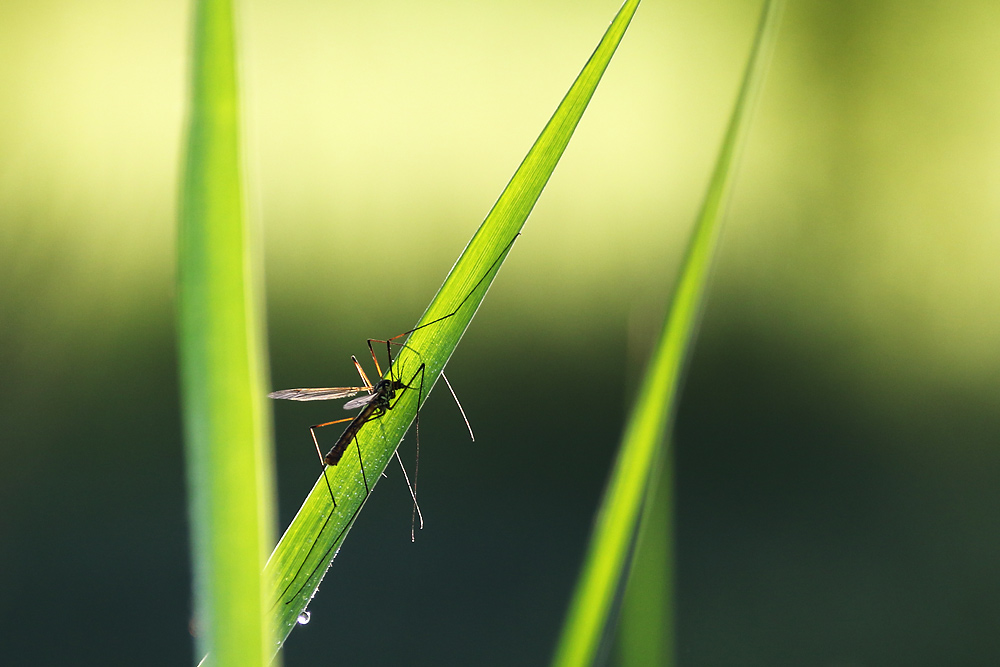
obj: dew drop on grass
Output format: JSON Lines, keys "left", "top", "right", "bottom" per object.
{"left": 297, "top": 610, "right": 311, "bottom": 625}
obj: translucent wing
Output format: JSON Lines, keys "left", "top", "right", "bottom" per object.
{"left": 342, "top": 393, "right": 379, "bottom": 410}
{"left": 268, "top": 387, "right": 369, "bottom": 402}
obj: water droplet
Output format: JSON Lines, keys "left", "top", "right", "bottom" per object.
{"left": 297, "top": 610, "right": 311, "bottom": 625}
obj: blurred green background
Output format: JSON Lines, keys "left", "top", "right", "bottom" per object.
{"left": 2, "top": 1, "right": 999, "bottom": 664}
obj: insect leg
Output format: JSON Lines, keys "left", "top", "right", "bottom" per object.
{"left": 354, "top": 433, "right": 369, "bottom": 495}
{"left": 309, "top": 417, "right": 354, "bottom": 508}
{"left": 440, "top": 371, "right": 474, "bottom": 441}
{"left": 364, "top": 234, "right": 520, "bottom": 388}
{"left": 403, "top": 362, "right": 426, "bottom": 541}
{"left": 366, "top": 337, "right": 410, "bottom": 385}
{"left": 369, "top": 358, "right": 427, "bottom": 540}
{"left": 351, "top": 354, "right": 374, "bottom": 392}
{"left": 379, "top": 233, "right": 520, "bottom": 350}
{"left": 393, "top": 448, "right": 423, "bottom": 533}
{"left": 370, "top": 334, "right": 474, "bottom": 443}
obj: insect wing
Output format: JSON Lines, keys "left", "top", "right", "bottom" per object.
{"left": 268, "top": 387, "right": 368, "bottom": 402}
{"left": 342, "top": 393, "right": 379, "bottom": 410}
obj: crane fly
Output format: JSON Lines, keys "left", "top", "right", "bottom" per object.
{"left": 267, "top": 348, "right": 428, "bottom": 611}
{"left": 269, "top": 352, "right": 425, "bottom": 519}
{"left": 268, "top": 233, "right": 518, "bottom": 610}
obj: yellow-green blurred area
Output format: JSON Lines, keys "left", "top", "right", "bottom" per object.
{"left": 2, "top": 0, "right": 999, "bottom": 665}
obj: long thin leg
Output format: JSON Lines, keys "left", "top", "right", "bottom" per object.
{"left": 365, "top": 336, "right": 388, "bottom": 379}
{"left": 365, "top": 343, "right": 474, "bottom": 539}
{"left": 407, "top": 363, "right": 426, "bottom": 540}
{"left": 312, "top": 418, "right": 371, "bottom": 496}
{"left": 412, "top": 412, "right": 420, "bottom": 541}
{"left": 351, "top": 355, "right": 374, "bottom": 392}
{"left": 310, "top": 418, "right": 354, "bottom": 462}
{"left": 440, "top": 371, "right": 474, "bottom": 441}
{"left": 355, "top": 435, "right": 369, "bottom": 494}
{"left": 382, "top": 233, "right": 520, "bottom": 349}
{"left": 393, "top": 448, "right": 424, "bottom": 531}
{"left": 367, "top": 336, "right": 475, "bottom": 442}
{"left": 309, "top": 417, "right": 353, "bottom": 509}
{"left": 364, "top": 234, "right": 520, "bottom": 387}
{"left": 372, "top": 359, "right": 427, "bottom": 540}
{"left": 367, "top": 337, "right": 408, "bottom": 385}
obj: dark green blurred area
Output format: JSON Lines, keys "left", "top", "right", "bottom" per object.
{"left": 2, "top": 1, "right": 999, "bottom": 665}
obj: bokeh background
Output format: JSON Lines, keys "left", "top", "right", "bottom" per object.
{"left": 2, "top": 0, "right": 999, "bottom": 664}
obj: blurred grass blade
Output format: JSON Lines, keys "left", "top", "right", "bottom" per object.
{"left": 616, "top": 455, "right": 673, "bottom": 666}
{"left": 265, "top": 0, "right": 642, "bottom": 652}
{"left": 178, "top": 0, "right": 276, "bottom": 665}
{"left": 551, "top": 3, "right": 783, "bottom": 666}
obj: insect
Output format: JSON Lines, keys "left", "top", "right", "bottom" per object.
{"left": 269, "top": 233, "right": 519, "bottom": 609}
{"left": 267, "top": 349, "right": 427, "bottom": 611}
{"left": 269, "top": 352, "right": 422, "bottom": 508}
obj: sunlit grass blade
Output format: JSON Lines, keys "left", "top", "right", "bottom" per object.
{"left": 551, "top": 3, "right": 783, "bottom": 666}
{"left": 178, "top": 0, "right": 276, "bottom": 665}
{"left": 265, "top": 0, "right": 642, "bottom": 652}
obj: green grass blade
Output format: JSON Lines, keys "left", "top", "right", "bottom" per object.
{"left": 265, "top": 0, "right": 642, "bottom": 651}
{"left": 551, "top": 3, "right": 783, "bottom": 666}
{"left": 178, "top": 0, "right": 276, "bottom": 665}
{"left": 617, "top": 456, "right": 673, "bottom": 666}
